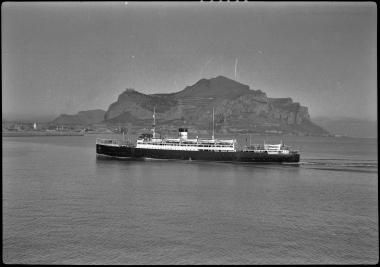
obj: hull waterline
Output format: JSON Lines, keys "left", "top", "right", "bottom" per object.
{"left": 96, "top": 144, "right": 300, "bottom": 163}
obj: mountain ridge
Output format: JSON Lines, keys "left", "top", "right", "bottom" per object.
{"left": 102, "top": 76, "right": 328, "bottom": 135}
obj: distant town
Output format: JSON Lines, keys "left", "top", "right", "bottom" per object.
{"left": 2, "top": 121, "right": 115, "bottom": 136}
{"left": 2, "top": 120, "right": 341, "bottom": 138}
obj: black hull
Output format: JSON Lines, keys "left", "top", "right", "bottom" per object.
{"left": 96, "top": 144, "right": 300, "bottom": 163}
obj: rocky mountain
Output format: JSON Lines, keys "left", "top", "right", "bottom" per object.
{"left": 104, "top": 76, "right": 328, "bottom": 136}
{"left": 51, "top": 109, "right": 106, "bottom": 125}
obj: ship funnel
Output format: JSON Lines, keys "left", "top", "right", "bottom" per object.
{"left": 178, "top": 128, "right": 188, "bottom": 140}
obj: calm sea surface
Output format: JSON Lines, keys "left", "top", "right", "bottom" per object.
{"left": 3, "top": 134, "right": 378, "bottom": 264}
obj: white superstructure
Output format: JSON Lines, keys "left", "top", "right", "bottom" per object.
{"left": 243, "top": 141, "right": 291, "bottom": 154}
{"left": 136, "top": 128, "right": 237, "bottom": 152}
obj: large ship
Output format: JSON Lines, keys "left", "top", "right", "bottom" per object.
{"left": 96, "top": 108, "right": 300, "bottom": 163}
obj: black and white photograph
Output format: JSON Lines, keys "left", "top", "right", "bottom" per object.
{"left": 2, "top": 1, "right": 377, "bottom": 264}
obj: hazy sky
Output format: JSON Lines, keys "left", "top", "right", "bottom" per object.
{"left": 2, "top": 2, "right": 377, "bottom": 121}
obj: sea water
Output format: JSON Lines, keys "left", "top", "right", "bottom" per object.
{"left": 2, "top": 135, "right": 378, "bottom": 264}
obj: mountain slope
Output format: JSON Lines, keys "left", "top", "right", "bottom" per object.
{"left": 51, "top": 109, "right": 106, "bottom": 125}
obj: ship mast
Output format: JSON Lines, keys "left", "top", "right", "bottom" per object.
{"left": 152, "top": 106, "right": 156, "bottom": 139}
{"left": 212, "top": 107, "right": 215, "bottom": 140}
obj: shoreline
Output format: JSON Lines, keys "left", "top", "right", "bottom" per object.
{"left": 2, "top": 131, "right": 85, "bottom": 137}
{"left": 2, "top": 131, "right": 376, "bottom": 140}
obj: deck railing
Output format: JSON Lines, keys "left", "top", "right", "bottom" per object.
{"left": 96, "top": 138, "right": 121, "bottom": 145}
{"left": 96, "top": 138, "right": 134, "bottom": 146}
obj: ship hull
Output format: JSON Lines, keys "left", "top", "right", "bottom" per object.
{"left": 96, "top": 144, "right": 300, "bottom": 163}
